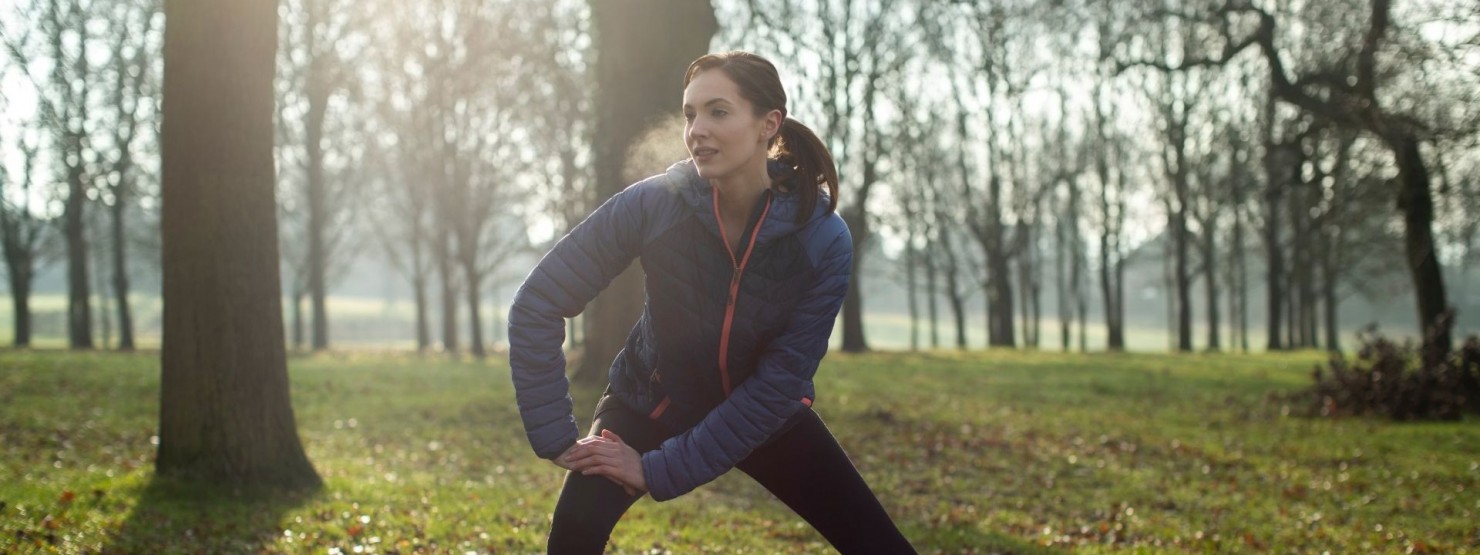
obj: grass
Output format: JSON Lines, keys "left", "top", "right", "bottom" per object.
{"left": 0, "top": 349, "right": 1477, "bottom": 554}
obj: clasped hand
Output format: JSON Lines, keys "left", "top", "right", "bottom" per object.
{"left": 553, "top": 429, "right": 647, "bottom": 496}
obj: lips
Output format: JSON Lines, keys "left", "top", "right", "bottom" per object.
{"left": 693, "top": 147, "right": 718, "bottom": 161}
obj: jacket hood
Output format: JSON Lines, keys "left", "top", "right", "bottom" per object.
{"left": 664, "top": 158, "right": 834, "bottom": 246}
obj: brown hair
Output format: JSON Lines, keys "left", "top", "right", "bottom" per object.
{"left": 684, "top": 51, "right": 839, "bottom": 222}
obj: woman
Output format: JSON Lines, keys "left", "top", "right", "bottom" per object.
{"left": 508, "top": 51, "right": 916, "bottom": 554}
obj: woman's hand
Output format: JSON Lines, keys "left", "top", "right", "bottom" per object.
{"left": 565, "top": 429, "right": 647, "bottom": 496}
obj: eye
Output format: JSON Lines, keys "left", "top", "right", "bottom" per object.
{"left": 712, "top": 109, "right": 728, "bottom": 118}
{"left": 683, "top": 112, "right": 695, "bottom": 122}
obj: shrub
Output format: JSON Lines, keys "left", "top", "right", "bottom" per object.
{"left": 1305, "top": 313, "right": 1480, "bottom": 421}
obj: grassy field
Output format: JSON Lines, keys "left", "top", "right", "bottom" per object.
{"left": 0, "top": 349, "right": 1476, "bottom": 554}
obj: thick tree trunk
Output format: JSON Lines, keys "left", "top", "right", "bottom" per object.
{"left": 158, "top": 0, "right": 320, "bottom": 488}
{"left": 576, "top": 0, "right": 717, "bottom": 382}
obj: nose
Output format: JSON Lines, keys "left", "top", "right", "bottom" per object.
{"left": 686, "top": 118, "right": 709, "bottom": 143}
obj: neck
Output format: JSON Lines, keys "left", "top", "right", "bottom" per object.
{"left": 710, "top": 159, "right": 771, "bottom": 222}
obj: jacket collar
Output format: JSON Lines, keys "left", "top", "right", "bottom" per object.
{"left": 665, "top": 158, "right": 828, "bottom": 246}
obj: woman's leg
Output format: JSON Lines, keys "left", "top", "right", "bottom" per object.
{"left": 547, "top": 394, "right": 668, "bottom": 554}
{"left": 736, "top": 409, "right": 917, "bottom": 554}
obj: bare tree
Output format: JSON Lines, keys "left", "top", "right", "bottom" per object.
{"left": 1127, "top": 0, "right": 1480, "bottom": 354}
{"left": 0, "top": 131, "right": 54, "bottom": 348}
{"left": 276, "top": 0, "right": 368, "bottom": 351}
{"left": 92, "top": 0, "right": 161, "bottom": 351}
{"left": 3, "top": 0, "right": 105, "bottom": 348}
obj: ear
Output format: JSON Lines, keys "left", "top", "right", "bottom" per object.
{"left": 763, "top": 109, "right": 783, "bottom": 141}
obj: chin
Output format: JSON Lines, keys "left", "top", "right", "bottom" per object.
{"left": 693, "top": 160, "right": 732, "bottom": 180}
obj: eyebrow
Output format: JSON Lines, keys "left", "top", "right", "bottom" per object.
{"left": 682, "top": 98, "right": 733, "bottom": 109}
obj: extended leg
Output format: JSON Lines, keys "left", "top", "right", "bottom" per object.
{"left": 736, "top": 409, "right": 917, "bottom": 554}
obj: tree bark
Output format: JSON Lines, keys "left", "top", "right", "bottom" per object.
{"left": 158, "top": 0, "right": 320, "bottom": 488}
{"left": 1389, "top": 135, "right": 1450, "bottom": 354}
{"left": 577, "top": 0, "right": 717, "bottom": 382}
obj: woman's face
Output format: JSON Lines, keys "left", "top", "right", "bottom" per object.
{"left": 682, "top": 70, "right": 781, "bottom": 181}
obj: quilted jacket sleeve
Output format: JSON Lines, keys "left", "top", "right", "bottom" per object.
{"left": 639, "top": 219, "right": 852, "bottom": 501}
{"left": 508, "top": 186, "right": 648, "bottom": 460}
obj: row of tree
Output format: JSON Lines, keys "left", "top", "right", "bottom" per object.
{"left": 2, "top": 0, "right": 1476, "bottom": 367}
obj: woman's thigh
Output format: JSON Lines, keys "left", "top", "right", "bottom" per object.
{"left": 736, "top": 409, "right": 917, "bottom": 554}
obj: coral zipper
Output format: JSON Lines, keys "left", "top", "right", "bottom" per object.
{"left": 712, "top": 187, "right": 771, "bottom": 397}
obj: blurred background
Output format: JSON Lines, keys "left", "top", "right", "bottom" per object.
{"left": 1, "top": 0, "right": 1477, "bottom": 358}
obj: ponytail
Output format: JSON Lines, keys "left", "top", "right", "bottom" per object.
{"left": 772, "top": 117, "right": 838, "bottom": 223}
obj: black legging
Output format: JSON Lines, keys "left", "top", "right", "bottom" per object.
{"left": 548, "top": 393, "right": 917, "bottom": 554}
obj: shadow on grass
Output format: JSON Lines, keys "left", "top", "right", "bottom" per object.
{"left": 104, "top": 476, "right": 317, "bottom": 554}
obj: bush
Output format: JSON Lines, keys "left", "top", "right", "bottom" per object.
{"left": 1305, "top": 313, "right": 1480, "bottom": 421}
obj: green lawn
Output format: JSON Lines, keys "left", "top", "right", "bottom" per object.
{"left": 0, "top": 349, "right": 1476, "bottom": 554}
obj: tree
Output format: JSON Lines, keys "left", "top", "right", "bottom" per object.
{"left": 276, "top": 0, "right": 368, "bottom": 351}
{"left": 95, "top": 0, "right": 161, "bottom": 351}
{"left": 0, "top": 131, "right": 53, "bottom": 348}
{"left": 1131, "top": 0, "right": 1478, "bottom": 354}
{"left": 575, "top": 0, "right": 717, "bottom": 382}
{"left": 3, "top": 0, "right": 101, "bottom": 349}
{"left": 157, "top": 0, "right": 320, "bottom": 488}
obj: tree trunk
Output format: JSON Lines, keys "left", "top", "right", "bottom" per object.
{"left": 291, "top": 287, "right": 304, "bottom": 351}
{"left": 1203, "top": 227, "right": 1220, "bottom": 352}
{"left": 464, "top": 261, "right": 484, "bottom": 358}
{"left": 158, "top": 0, "right": 320, "bottom": 488}
{"left": 840, "top": 207, "right": 870, "bottom": 352}
{"left": 306, "top": 66, "right": 330, "bottom": 351}
{"left": 413, "top": 272, "right": 429, "bottom": 353}
{"left": 7, "top": 261, "right": 31, "bottom": 347}
{"left": 65, "top": 169, "right": 92, "bottom": 349}
{"left": 111, "top": 190, "right": 135, "bottom": 351}
{"left": 906, "top": 230, "right": 919, "bottom": 352}
{"left": 577, "top": 0, "right": 717, "bottom": 381}
{"left": 1389, "top": 135, "right": 1450, "bottom": 354}
{"left": 438, "top": 233, "right": 458, "bottom": 353}
{"left": 1263, "top": 139, "right": 1287, "bottom": 351}
{"left": 1056, "top": 206, "right": 1070, "bottom": 352}
{"left": 926, "top": 240, "right": 940, "bottom": 349}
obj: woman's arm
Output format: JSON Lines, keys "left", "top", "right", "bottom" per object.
{"left": 507, "top": 184, "right": 652, "bottom": 460}
{"left": 639, "top": 219, "right": 852, "bottom": 501}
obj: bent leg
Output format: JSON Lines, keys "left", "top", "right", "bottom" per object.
{"left": 736, "top": 409, "right": 917, "bottom": 554}
{"left": 547, "top": 395, "right": 668, "bottom": 554}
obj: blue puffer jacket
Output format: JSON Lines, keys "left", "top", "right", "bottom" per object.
{"left": 508, "top": 158, "right": 851, "bottom": 501}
